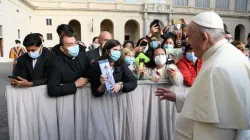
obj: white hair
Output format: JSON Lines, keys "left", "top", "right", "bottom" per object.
{"left": 195, "top": 22, "right": 225, "bottom": 42}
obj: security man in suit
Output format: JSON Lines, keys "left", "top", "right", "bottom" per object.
{"left": 11, "top": 33, "right": 56, "bottom": 87}
{"left": 86, "top": 31, "right": 112, "bottom": 64}
{"left": 47, "top": 33, "right": 90, "bottom": 97}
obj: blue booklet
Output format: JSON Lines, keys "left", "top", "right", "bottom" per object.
{"left": 98, "top": 59, "right": 115, "bottom": 94}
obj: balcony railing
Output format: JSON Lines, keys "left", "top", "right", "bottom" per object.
{"left": 23, "top": 0, "right": 249, "bottom": 17}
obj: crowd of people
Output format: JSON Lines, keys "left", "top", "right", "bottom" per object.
{"left": 8, "top": 11, "right": 250, "bottom": 139}
{"left": 9, "top": 16, "right": 250, "bottom": 96}
{"left": 10, "top": 20, "right": 250, "bottom": 94}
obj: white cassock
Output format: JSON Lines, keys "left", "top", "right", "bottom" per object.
{"left": 175, "top": 39, "right": 250, "bottom": 140}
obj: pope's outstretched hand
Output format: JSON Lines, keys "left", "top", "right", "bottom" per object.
{"left": 155, "top": 88, "right": 176, "bottom": 102}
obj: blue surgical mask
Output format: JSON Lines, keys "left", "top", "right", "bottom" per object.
{"left": 28, "top": 47, "right": 41, "bottom": 59}
{"left": 186, "top": 52, "right": 197, "bottom": 62}
{"left": 125, "top": 56, "right": 135, "bottom": 65}
{"left": 68, "top": 45, "right": 79, "bottom": 57}
{"left": 110, "top": 50, "right": 121, "bottom": 62}
{"left": 150, "top": 41, "right": 158, "bottom": 49}
{"left": 163, "top": 44, "right": 174, "bottom": 49}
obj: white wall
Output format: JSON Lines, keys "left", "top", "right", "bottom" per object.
{"left": 32, "top": 10, "right": 143, "bottom": 47}
{"left": 1, "top": 0, "right": 33, "bottom": 59}
{"left": 1, "top": 0, "right": 249, "bottom": 59}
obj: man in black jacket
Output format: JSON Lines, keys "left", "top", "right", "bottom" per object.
{"left": 86, "top": 31, "right": 112, "bottom": 64}
{"left": 11, "top": 33, "right": 56, "bottom": 87}
{"left": 48, "top": 33, "right": 90, "bottom": 97}
{"left": 52, "top": 24, "right": 86, "bottom": 55}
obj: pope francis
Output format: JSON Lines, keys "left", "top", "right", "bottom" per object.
{"left": 156, "top": 11, "right": 250, "bottom": 140}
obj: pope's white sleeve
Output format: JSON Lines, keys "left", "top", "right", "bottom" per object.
{"left": 175, "top": 92, "right": 186, "bottom": 113}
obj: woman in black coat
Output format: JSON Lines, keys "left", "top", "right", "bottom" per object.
{"left": 89, "top": 39, "right": 137, "bottom": 97}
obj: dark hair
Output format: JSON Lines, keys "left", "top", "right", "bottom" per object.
{"left": 150, "top": 47, "right": 167, "bottom": 68}
{"left": 92, "top": 37, "right": 99, "bottom": 43}
{"left": 23, "top": 33, "right": 42, "bottom": 48}
{"left": 123, "top": 40, "right": 134, "bottom": 48}
{"left": 33, "top": 33, "right": 43, "bottom": 37}
{"left": 150, "top": 19, "right": 159, "bottom": 28}
{"left": 225, "top": 31, "right": 230, "bottom": 35}
{"left": 15, "top": 40, "right": 21, "bottom": 44}
{"left": 99, "top": 39, "right": 123, "bottom": 65}
{"left": 56, "top": 24, "right": 74, "bottom": 36}
{"left": 184, "top": 45, "right": 192, "bottom": 55}
{"left": 248, "top": 33, "right": 250, "bottom": 39}
{"left": 59, "top": 33, "right": 76, "bottom": 46}
{"left": 136, "top": 38, "right": 146, "bottom": 47}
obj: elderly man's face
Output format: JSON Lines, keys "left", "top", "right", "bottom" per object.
{"left": 99, "top": 32, "right": 112, "bottom": 49}
{"left": 187, "top": 22, "right": 205, "bottom": 58}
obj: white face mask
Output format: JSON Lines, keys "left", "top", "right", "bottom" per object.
{"left": 154, "top": 54, "right": 167, "bottom": 65}
{"left": 143, "top": 45, "right": 149, "bottom": 53}
{"left": 93, "top": 43, "right": 100, "bottom": 49}
{"left": 175, "top": 24, "right": 181, "bottom": 30}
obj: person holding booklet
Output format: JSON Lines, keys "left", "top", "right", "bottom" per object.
{"left": 88, "top": 39, "right": 137, "bottom": 97}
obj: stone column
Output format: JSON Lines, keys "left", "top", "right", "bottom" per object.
{"left": 116, "top": 0, "right": 124, "bottom": 3}
{"left": 143, "top": 13, "right": 149, "bottom": 36}
{"left": 188, "top": 0, "right": 195, "bottom": 7}
{"left": 229, "top": 0, "right": 235, "bottom": 10}
{"left": 166, "top": 0, "right": 172, "bottom": 5}
{"left": 210, "top": 0, "right": 215, "bottom": 9}
{"left": 247, "top": 0, "right": 250, "bottom": 11}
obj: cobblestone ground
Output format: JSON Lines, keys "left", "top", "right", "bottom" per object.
{"left": 0, "top": 62, "right": 12, "bottom": 140}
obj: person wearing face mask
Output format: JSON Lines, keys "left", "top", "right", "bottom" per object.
{"left": 86, "top": 31, "right": 113, "bottom": 64}
{"left": 121, "top": 48, "right": 141, "bottom": 79}
{"left": 52, "top": 24, "right": 86, "bottom": 56}
{"left": 88, "top": 37, "right": 100, "bottom": 51}
{"left": 150, "top": 36, "right": 160, "bottom": 50}
{"left": 161, "top": 36, "right": 183, "bottom": 64}
{"left": 34, "top": 33, "right": 46, "bottom": 47}
{"left": 140, "top": 47, "right": 183, "bottom": 85}
{"left": 177, "top": 45, "right": 203, "bottom": 86}
{"left": 11, "top": 33, "right": 56, "bottom": 87}
{"left": 88, "top": 39, "right": 137, "bottom": 97}
{"left": 47, "top": 33, "right": 90, "bottom": 97}
{"left": 162, "top": 36, "right": 175, "bottom": 50}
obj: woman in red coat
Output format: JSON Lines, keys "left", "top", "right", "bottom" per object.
{"left": 177, "top": 45, "right": 203, "bottom": 86}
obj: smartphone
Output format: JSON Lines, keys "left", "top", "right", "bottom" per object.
{"left": 8, "top": 76, "right": 20, "bottom": 81}
{"left": 139, "top": 58, "right": 145, "bottom": 67}
{"left": 140, "top": 41, "right": 148, "bottom": 47}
